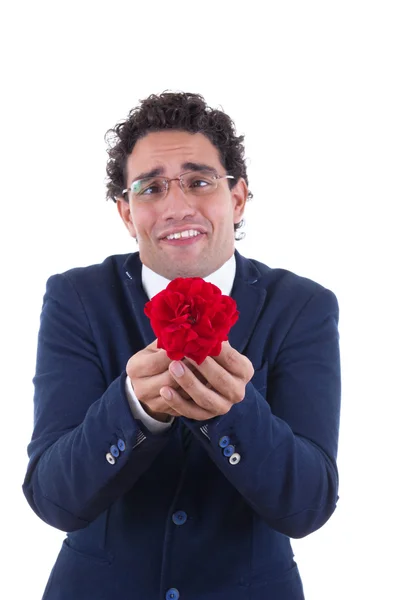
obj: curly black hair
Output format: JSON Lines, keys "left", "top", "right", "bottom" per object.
{"left": 104, "top": 92, "right": 252, "bottom": 240}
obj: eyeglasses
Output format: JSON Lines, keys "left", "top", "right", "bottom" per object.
{"left": 122, "top": 170, "right": 235, "bottom": 202}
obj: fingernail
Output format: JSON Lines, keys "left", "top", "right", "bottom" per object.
{"left": 160, "top": 387, "right": 172, "bottom": 400}
{"left": 170, "top": 361, "right": 184, "bottom": 377}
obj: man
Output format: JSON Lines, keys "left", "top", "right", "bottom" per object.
{"left": 23, "top": 92, "right": 341, "bottom": 600}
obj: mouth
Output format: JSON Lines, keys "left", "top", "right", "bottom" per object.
{"left": 160, "top": 232, "right": 206, "bottom": 246}
{"left": 159, "top": 228, "right": 207, "bottom": 246}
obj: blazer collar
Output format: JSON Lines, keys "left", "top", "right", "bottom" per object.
{"left": 122, "top": 250, "right": 267, "bottom": 355}
{"left": 228, "top": 250, "right": 267, "bottom": 354}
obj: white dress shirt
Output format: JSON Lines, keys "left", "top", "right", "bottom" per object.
{"left": 124, "top": 253, "right": 237, "bottom": 433}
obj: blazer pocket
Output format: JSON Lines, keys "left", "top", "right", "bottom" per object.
{"left": 62, "top": 538, "right": 113, "bottom": 565}
{"left": 250, "top": 360, "right": 268, "bottom": 393}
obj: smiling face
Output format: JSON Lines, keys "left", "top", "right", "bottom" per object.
{"left": 117, "top": 130, "right": 248, "bottom": 280}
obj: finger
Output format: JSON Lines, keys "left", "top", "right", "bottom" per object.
{"left": 209, "top": 342, "right": 254, "bottom": 381}
{"left": 168, "top": 361, "right": 232, "bottom": 414}
{"left": 182, "top": 358, "right": 210, "bottom": 388}
{"left": 142, "top": 396, "right": 182, "bottom": 418}
{"left": 127, "top": 346, "right": 171, "bottom": 378}
{"left": 159, "top": 386, "right": 217, "bottom": 420}
{"left": 177, "top": 387, "right": 192, "bottom": 401}
{"left": 184, "top": 356, "right": 244, "bottom": 404}
{"left": 131, "top": 370, "right": 185, "bottom": 402}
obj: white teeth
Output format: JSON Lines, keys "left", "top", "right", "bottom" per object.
{"left": 166, "top": 229, "right": 201, "bottom": 240}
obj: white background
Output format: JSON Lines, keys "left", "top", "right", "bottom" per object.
{"left": 1, "top": 1, "right": 399, "bottom": 598}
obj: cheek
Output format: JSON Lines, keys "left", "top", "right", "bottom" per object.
{"left": 213, "top": 204, "right": 235, "bottom": 227}
{"left": 131, "top": 206, "right": 156, "bottom": 238}
{"left": 204, "top": 197, "right": 232, "bottom": 221}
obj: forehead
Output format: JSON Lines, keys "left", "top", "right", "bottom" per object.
{"left": 125, "top": 130, "right": 223, "bottom": 180}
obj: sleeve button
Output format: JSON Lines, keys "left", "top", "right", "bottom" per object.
{"left": 229, "top": 452, "right": 241, "bottom": 465}
{"left": 110, "top": 444, "right": 120, "bottom": 458}
{"left": 223, "top": 444, "right": 235, "bottom": 457}
{"left": 106, "top": 452, "right": 116, "bottom": 465}
{"left": 218, "top": 435, "right": 230, "bottom": 448}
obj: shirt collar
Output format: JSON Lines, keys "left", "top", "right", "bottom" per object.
{"left": 141, "top": 253, "right": 236, "bottom": 299}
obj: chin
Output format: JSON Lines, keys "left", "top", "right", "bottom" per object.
{"left": 163, "top": 261, "right": 209, "bottom": 280}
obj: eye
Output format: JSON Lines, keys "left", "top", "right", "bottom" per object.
{"left": 190, "top": 178, "right": 211, "bottom": 188}
{"left": 141, "top": 183, "right": 164, "bottom": 195}
{"left": 186, "top": 172, "right": 215, "bottom": 190}
{"left": 134, "top": 178, "right": 166, "bottom": 197}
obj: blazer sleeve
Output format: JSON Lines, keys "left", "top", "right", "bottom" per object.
{"left": 22, "top": 273, "right": 176, "bottom": 532}
{"left": 183, "top": 287, "right": 341, "bottom": 539}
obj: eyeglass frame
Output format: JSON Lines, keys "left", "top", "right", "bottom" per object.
{"left": 122, "top": 170, "right": 236, "bottom": 201}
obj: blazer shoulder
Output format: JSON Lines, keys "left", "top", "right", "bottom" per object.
{"left": 245, "top": 255, "right": 339, "bottom": 310}
{"left": 45, "top": 252, "right": 137, "bottom": 290}
{"left": 249, "top": 256, "right": 330, "bottom": 289}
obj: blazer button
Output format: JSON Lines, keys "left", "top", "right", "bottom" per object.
{"left": 218, "top": 435, "right": 230, "bottom": 448}
{"left": 223, "top": 444, "right": 235, "bottom": 457}
{"left": 117, "top": 439, "right": 126, "bottom": 452}
{"left": 166, "top": 588, "right": 180, "bottom": 600}
{"left": 106, "top": 452, "right": 116, "bottom": 465}
{"left": 172, "top": 511, "right": 187, "bottom": 525}
{"left": 110, "top": 444, "right": 120, "bottom": 458}
{"left": 229, "top": 452, "right": 241, "bottom": 465}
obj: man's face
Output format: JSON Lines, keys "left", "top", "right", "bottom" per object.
{"left": 117, "top": 130, "right": 247, "bottom": 280}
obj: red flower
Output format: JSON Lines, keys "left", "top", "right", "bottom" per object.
{"left": 144, "top": 278, "right": 239, "bottom": 364}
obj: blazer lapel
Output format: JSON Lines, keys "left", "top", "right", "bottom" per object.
{"left": 122, "top": 253, "right": 156, "bottom": 347}
{"left": 228, "top": 251, "right": 267, "bottom": 354}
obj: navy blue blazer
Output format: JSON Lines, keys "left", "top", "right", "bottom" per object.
{"left": 23, "top": 250, "right": 341, "bottom": 600}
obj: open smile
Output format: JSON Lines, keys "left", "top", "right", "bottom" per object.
{"left": 160, "top": 232, "right": 206, "bottom": 246}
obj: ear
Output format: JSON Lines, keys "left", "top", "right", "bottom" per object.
{"left": 116, "top": 197, "right": 137, "bottom": 238}
{"left": 231, "top": 178, "right": 248, "bottom": 224}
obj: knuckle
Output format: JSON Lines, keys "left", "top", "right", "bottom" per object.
{"left": 226, "top": 348, "right": 238, "bottom": 369}
{"left": 239, "top": 356, "right": 254, "bottom": 382}
{"left": 126, "top": 355, "right": 137, "bottom": 377}
{"left": 247, "top": 355, "right": 254, "bottom": 371}
{"left": 225, "top": 385, "right": 238, "bottom": 404}
{"left": 247, "top": 361, "right": 255, "bottom": 381}
{"left": 219, "top": 377, "right": 240, "bottom": 404}
{"left": 221, "top": 402, "right": 233, "bottom": 414}
{"left": 126, "top": 349, "right": 149, "bottom": 377}
{"left": 240, "top": 382, "right": 246, "bottom": 400}
{"left": 215, "top": 370, "right": 229, "bottom": 390}
{"left": 234, "top": 383, "right": 246, "bottom": 403}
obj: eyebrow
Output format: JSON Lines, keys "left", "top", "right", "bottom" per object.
{"left": 131, "top": 162, "right": 219, "bottom": 182}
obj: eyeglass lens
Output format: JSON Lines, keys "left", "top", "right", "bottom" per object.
{"left": 130, "top": 171, "right": 219, "bottom": 200}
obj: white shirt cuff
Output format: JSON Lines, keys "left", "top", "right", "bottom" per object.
{"left": 125, "top": 375, "right": 175, "bottom": 433}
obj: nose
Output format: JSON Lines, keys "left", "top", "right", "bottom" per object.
{"left": 162, "top": 179, "right": 196, "bottom": 221}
